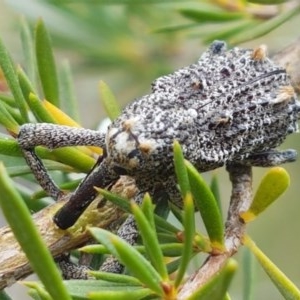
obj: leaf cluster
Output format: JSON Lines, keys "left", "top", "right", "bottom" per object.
{"left": 5, "top": 0, "right": 300, "bottom": 98}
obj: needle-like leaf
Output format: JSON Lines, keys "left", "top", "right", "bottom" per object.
{"left": 132, "top": 197, "right": 169, "bottom": 280}
{"left": 173, "top": 140, "right": 190, "bottom": 198}
{"left": 0, "top": 37, "right": 29, "bottom": 122}
{"left": 185, "top": 160, "right": 225, "bottom": 251}
{"left": 0, "top": 163, "right": 71, "bottom": 300}
{"left": 244, "top": 235, "right": 300, "bottom": 300}
{"left": 90, "top": 227, "right": 164, "bottom": 296}
{"left": 99, "top": 80, "right": 121, "bottom": 121}
{"left": 175, "top": 192, "right": 195, "bottom": 287}
{"left": 186, "top": 259, "right": 237, "bottom": 300}
{"left": 35, "top": 19, "right": 59, "bottom": 106}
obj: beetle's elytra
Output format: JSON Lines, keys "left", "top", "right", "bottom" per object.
{"left": 17, "top": 41, "right": 300, "bottom": 229}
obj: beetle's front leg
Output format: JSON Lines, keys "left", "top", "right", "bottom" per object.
{"left": 53, "top": 158, "right": 119, "bottom": 229}
{"left": 17, "top": 123, "right": 120, "bottom": 229}
{"left": 17, "top": 123, "right": 106, "bottom": 199}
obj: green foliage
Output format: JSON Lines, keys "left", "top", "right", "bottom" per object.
{"left": 174, "top": 193, "right": 195, "bottom": 287}
{"left": 98, "top": 80, "right": 122, "bottom": 121}
{"left": 243, "top": 248, "right": 255, "bottom": 300}
{"left": 0, "top": 38, "right": 28, "bottom": 126}
{"left": 35, "top": 19, "right": 60, "bottom": 106}
{"left": 91, "top": 227, "right": 164, "bottom": 296}
{"left": 187, "top": 259, "right": 238, "bottom": 300}
{"left": 244, "top": 236, "right": 300, "bottom": 300}
{"left": 241, "top": 167, "right": 290, "bottom": 222}
{"left": 6, "top": 0, "right": 300, "bottom": 99}
{"left": 133, "top": 195, "right": 169, "bottom": 280}
{"left": 185, "top": 160, "right": 225, "bottom": 250}
{"left": 0, "top": 291, "right": 11, "bottom": 300}
{"left": 0, "top": 5, "right": 299, "bottom": 300}
{"left": 0, "top": 163, "right": 71, "bottom": 300}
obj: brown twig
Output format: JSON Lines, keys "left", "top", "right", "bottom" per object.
{"left": 273, "top": 38, "right": 300, "bottom": 94}
{"left": 0, "top": 177, "right": 136, "bottom": 290}
{"left": 178, "top": 165, "right": 252, "bottom": 298}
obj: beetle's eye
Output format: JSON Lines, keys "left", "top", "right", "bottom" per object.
{"left": 127, "top": 149, "right": 140, "bottom": 159}
{"left": 113, "top": 166, "right": 128, "bottom": 175}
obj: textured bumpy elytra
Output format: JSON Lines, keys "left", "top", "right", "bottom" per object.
{"left": 18, "top": 41, "right": 300, "bottom": 230}
{"left": 105, "top": 41, "right": 300, "bottom": 202}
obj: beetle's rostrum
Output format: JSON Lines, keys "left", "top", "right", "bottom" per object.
{"left": 17, "top": 41, "right": 300, "bottom": 229}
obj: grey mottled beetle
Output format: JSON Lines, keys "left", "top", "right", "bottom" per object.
{"left": 17, "top": 41, "right": 300, "bottom": 231}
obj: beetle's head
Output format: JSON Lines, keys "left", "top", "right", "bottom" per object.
{"left": 106, "top": 94, "right": 180, "bottom": 175}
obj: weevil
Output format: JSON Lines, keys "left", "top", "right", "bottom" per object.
{"left": 17, "top": 41, "right": 300, "bottom": 234}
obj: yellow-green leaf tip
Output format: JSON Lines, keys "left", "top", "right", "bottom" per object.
{"left": 240, "top": 167, "right": 290, "bottom": 223}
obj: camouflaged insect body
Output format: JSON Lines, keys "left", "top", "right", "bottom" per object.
{"left": 12, "top": 41, "right": 300, "bottom": 279}
{"left": 17, "top": 41, "right": 300, "bottom": 228}
{"left": 106, "top": 41, "right": 300, "bottom": 182}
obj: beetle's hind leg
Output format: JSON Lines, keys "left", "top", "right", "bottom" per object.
{"left": 17, "top": 123, "right": 106, "bottom": 199}
{"left": 99, "top": 213, "right": 139, "bottom": 273}
{"left": 100, "top": 187, "right": 172, "bottom": 273}
{"left": 238, "top": 149, "right": 297, "bottom": 167}
{"left": 56, "top": 192, "right": 144, "bottom": 277}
